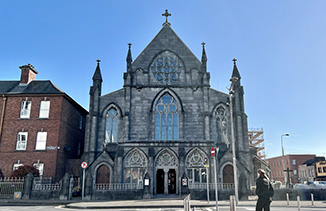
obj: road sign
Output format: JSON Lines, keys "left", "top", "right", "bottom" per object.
{"left": 81, "top": 161, "right": 88, "bottom": 169}
{"left": 204, "top": 164, "right": 209, "bottom": 168}
{"left": 211, "top": 147, "right": 215, "bottom": 157}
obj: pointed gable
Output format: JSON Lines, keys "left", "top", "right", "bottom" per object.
{"left": 133, "top": 24, "right": 202, "bottom": 73}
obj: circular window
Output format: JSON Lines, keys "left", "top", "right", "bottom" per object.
{"left": 150, "top": 51, "right": 183, "bottom": 84}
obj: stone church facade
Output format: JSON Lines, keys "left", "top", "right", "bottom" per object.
{"left": 83, "top": 14, "right": 253, "bottom": 199}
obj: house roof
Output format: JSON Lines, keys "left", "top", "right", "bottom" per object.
{"left": 0, "top": 80, "right": 87, "bottom": 114}
{"left": 0, "top": 80, "right": 64, "bottom": 95}
{"left": 303, "top": 157, "right": 325, "bottom": 166}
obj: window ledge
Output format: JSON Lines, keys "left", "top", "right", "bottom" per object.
{"left": 38, "top": 117, "right": 49, "bottom": 120}
{"left": 14, "top": 149, "right": 26, "bottom": 152}
{"left": 34, "top": 149, "right": 47, "bottom": 152}
{"left": 19, "top": 117, "right": 30, "bottom": 120}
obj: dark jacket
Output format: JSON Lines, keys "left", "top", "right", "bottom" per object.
{"left": 256, "top": 176, "right": 271, "bottom": 198}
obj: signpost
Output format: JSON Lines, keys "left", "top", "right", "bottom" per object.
{"left": 211, "top": 147, "right": 219, "bottom": 211}
{"left": 81, "top": 161, "right": 88, "bottom": 200}
{"left": 204, "top": 157, "right": 209, "bottom": 204}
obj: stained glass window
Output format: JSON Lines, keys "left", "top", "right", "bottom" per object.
{"left": 105, "top": 108, "right": 118, "bottom": 143}
{"left": 186, "top": 149, "right": 207, "bottom": 184}
{"left": 155, "top": 93, "right": 178, "bottom": 140}
{"left": 150, "top": 51, "right": 183, "bottom": 84}
{"left": 124, "top": 149, "right": 147, "bottom": 185}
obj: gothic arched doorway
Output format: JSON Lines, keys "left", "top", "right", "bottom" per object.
{"left": 154, "top": 149, "right": 178, "bottom": 194}
{"left": 96, "top": 165, "right": 110, "bottom": 184}
{"left": 223, "top": 164, "right": 234, "bottom": 184}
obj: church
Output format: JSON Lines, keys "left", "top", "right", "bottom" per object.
{"left": 83, "top": 10, "right": 253, "bottom": 200}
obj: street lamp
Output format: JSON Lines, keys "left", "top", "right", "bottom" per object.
{"left": 229, "top": 76, "right": 239, "bottom": 204}
{"left": 281, "top": 133, "right": 290, "bottom": 187}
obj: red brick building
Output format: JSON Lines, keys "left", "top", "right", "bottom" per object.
{"left": 0, "top": 64, "right": 88, "bottom": 181}
{"left": 267, "top": 154, "right": 315, "bottom": 185}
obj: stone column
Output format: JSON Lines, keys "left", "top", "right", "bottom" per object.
{"left": 84, "top": 172, "right": 93, "bottom": 200}
{"left": 181, "top": 172, "right": 189, "bottom": 197}
{"left": 164, "top": 169, "right": 168, "bottom": 194}
{"left": 59, "top": 173, "right": 71, "bottom": 200}
{"left": 22, "top": 173, "right": 34, "bottom": 200}
{"left": 143, "top": 172, "right": 151, "bottom": 199}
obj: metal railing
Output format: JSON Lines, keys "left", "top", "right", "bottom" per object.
{"left": 32, "top": 177, "right": 61, "bottom": 191}
{"left": 94, "top": 183, "right": 143, "bottom": 190}
{"left": 188, "top": 183, "right": 234, "bottom": 190}
{"left": 0, "top": 177, "right": 24, "bottom": 199}
{"left": 32, "top": 184, "right": 61, "bottom": 191}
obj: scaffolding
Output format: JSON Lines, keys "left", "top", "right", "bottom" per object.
{"left": 248, "top": 128, "right": 266, "bottom": 160}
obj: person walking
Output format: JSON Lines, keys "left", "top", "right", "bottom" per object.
{"left": 256, "top": 169, "right": 273, "bottom": 211}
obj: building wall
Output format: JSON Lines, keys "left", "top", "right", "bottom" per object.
{"left": 0, "top": 94, "right": 87, "bottom": 181}
{"left": 316, "top": 161, "right": 326, "bottom": 179}
{"left": 267, "top": 154, "right": 315, "bottom": 184}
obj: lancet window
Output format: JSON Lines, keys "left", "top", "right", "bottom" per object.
{"left": 154, "top": 93, "right": 179, "bottom": 141}
{"left": 105, "top": 108, "right": 118, "bottom": 143}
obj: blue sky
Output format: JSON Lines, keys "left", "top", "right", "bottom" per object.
{"left": 1, "top": 1, "right": 325, "bottom": 158}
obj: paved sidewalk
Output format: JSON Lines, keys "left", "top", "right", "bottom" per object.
{"left": 0, "top": 198, "right": 325, "bottom": 209}
{"left": 66, "top": 199, "right": 326, "bottom": 209}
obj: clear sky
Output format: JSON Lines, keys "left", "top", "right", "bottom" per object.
{"left": 1, "top": 1, "right": 325, "bottom": 159}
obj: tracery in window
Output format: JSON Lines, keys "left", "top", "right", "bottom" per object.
{"left": 155, "top": 93, "right": 178, "bottom": 141}
{"left": 186, "top": 149, "right": 207, "bottom": 184}
{"left": 155, "top": 149, "right": 178, "bottom": 167}
{"left": 124, "top": 149, "right": 147, "bottom": 185}
{"left": 105, "top": 108, "right": 118, "bottom": 143}
{"left": 150, "top": 51, "right": 183, "bottom": 84}
{"left": 216, "top": 106, "right": 229, "bottom": 146}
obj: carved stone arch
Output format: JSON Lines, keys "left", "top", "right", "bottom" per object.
{"left": 94, "top": 162, "right": 113, "bottom": 184}
{"left": 150, "top": 88, "right": 184, "bottom": 112}
{"left": 212, "top": 103, "right": 230, "bottom": 146}
{"left": 148, "top": 49, "right": 186, "bottom": 72}
{"left": 185, "top": 148, "right": 209, "bottom": 167}
{"left": 211, "top": 103, "right": 228, "bottom": 116}
{"left": 154, "top": 148, "right": 178, "bottom": 168}
{"left": 124, "top": 148, "right": 148, "bottom": 168}
{"left": 149, "top": 50, "right": 185, "bottom": 84}
{"left": 101, "top": 103, "right": 123, "bottom": 118}
{"left": 123, "top": 148, "right": 148, "bottom": 185}
{"left": 101, "top": 103, "right": 122, "bottom": 144}
{"left": 219, "top": 161, "right": 236, "bottom": 184}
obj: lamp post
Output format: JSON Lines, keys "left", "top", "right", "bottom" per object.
{"left": 281, "top": 133, "right": 290, "bottom": 187}
{"left": 229, "top": 76, "right": 239, "bottom": 204}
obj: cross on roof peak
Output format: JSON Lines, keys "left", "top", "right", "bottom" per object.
{"left": 201, "top": 42, "right": 206, "bottom": 47}
{"left": 232, "top": 58, "right": 237, "bottom": 64}
{"left": 162, "top": 9, "right": 171, "bottom": 26}
{"left": 96, "top": 59, "right": 101, "bottom": 64}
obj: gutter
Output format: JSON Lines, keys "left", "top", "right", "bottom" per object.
{"left": 0, "top": 95, "right": 7, "bottom": 143}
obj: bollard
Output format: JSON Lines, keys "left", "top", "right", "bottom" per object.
{"left": 230, "top": 195, "right": 236, "bottom": 211}
{"left": 286, "top": 193, "right": 290, "bottom": 205}
{"left": 311, "top": 193, "right": 314, "bottom": 206}
{"left": 297, "top": 196, "right": 301, "bottom": 211}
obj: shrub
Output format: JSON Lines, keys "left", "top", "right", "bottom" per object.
{"left": 10, "top": 165, "right": 39, "bottom": 177}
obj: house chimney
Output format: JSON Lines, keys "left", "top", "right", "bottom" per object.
{"left": 19, "top": 64, "right": 38, "bottom": 84}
